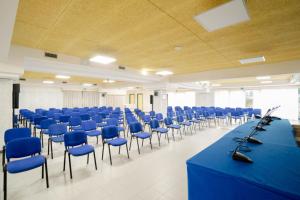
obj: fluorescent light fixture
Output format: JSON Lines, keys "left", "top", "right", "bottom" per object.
{"left": 194, "top": 0, "right": 249, "bottom": 32}
{"left": 239, "top": 56, "right": 265, "bottom": 64}
{"left": 156, "top": 71, "right": 173, "bottom": 76}
{"left": 82, "top": 83, "right": 93, "bottom": 87}
{"left": 212, "top": 83, "right": 221, "bottom": 87}
{"left": 55, "top": 75, "right": 70, "bottom": 79}
{"left": 256, "top": 76, "right": 270, "bottom": 80}
{"left": 103, "top": 79, "right": 115, "bottom": 83}
{"left": 89, "top": 55, "right": 116, "bottom": 64}
{"left": 260, "top": 81, "right": 272, "bottom": 84}
{"left": 43, "top": 80, "right": 54, "bottom": 84}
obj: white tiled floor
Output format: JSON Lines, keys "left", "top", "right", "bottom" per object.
{"left": 1, "top": 126, "right": 232, "bottom": 200}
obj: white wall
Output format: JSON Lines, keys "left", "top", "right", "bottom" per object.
{"left": 253, "top": 88, "right": 299, "bottom": 120}
{"left": 0, "top": 79, "right": 13, "bottom": 146}
{"left": 20, "top": 84, "right": 63, "bottom": 110}
{"left": 168, "top": 91, "right": 196, "bottom": 108}
{"left": 153, "top": 91, "right": 168, "bottom": 115}
{"left": 196, "top": 92, "right": 215, "bottom": 107}
{"left": 214, "top": 90, "right": 246, "bottom": 108}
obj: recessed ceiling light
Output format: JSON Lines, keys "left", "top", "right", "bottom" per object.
{"left": 82, "top": 83, "right": 93, "bottom": 87}
{"left": 174, "top": 46, "right": 182, "bottom": 51}
{"left": 239, "top": 56, "right": 265, "bottom": 64}
{"left": 156, "top": 71, "right": 173, "bottom": 76}
{"left": 260, "top": 81, "right": 272, "bottom": 84}
{"left": 194, "top": 0, "right": 250, "bottom": 32}
{"left": 256, "top": 76, "right": 270, "bottom": 80}
{"left": 141, "top": 70, "right": 148, "bottom": 76}
{"left": 43, "top": 80, "right": 54, "bottom": 84}
{"left": 55, "top": 75, "right": 70, "bottom": 79}
{"left": 212, "top": 83, "right": 221, "bottom": 87}
{"left": 89, "top": 55, "right": 116, "bottom": 64}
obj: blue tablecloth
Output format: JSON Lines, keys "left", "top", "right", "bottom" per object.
{"left": 187, "top": 119, "right": 300, "bottom": 200}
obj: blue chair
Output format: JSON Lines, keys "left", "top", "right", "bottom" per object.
{"left": 59, "top": 115, "right": 70, "bottom": 125}
{"left": 47, "top": 124, "right": 68, "bottom": 159}
{"left": 92, "top": 115, "right": 106, "bottom": 128}
{"left": 129, "top": 122, "right": 152, "bottom": 154}
{"left": 63, "top": 131, "right": 97, "bottom": 179}
{"left": 106, "top": 118, "right": 125, "bottom": 138}
{"left": 40, "top": 119, "right": 56, "bottom": 147}
{"left": 81, "top": 120, "right": 101, "bottom": 144}
{"left": 155, "top": 113, "right": 164, "bottom": 124}
{"left": 3, "top": 137, "right": 49, "bottom": 200}
{"left": 101, "top": 126, "right": 129, "bottom": 165}
{"left": 69, "top": 117, "right": 83, "bottom": 131}
{"left": 149, "top": 111, "right": 156, "bottom": 118}
{"left": 177, "top": 115, "right": 193, "bottom": 134}
{"left": 80, "top": 114, "right": 91, "bottom": 121}
{"left": 150, "top": 119, "right": 169, "bottom": 146}
{"left": 33, "top": 116, "right": 47, "bottom": 137}
{"left": 164, "top": 117, "right": 182, "bottom": 140}
{"left": 2, "top": 128, "right": 32, "bottom": 166}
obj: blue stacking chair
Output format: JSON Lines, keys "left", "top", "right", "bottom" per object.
{"left": 2, "top": 128, "right": 32, "bottom": 166}
{"left": 92, "top": 115, "right": 106, "bottom": 128}
{"left": 63, "top": 131, "right": 97, "bottom": 179}
{"left": 40, "top": 119, "right": 56, "bottom": 147}
{"left": 80, "top": 114, "right": 91, "bottom": 121}
{"left": 149, "top": 111, "right": 156, "bottom": 118}
{"left": 33, "top": 116, "right": 47, "bottom": 137}
{"left": 155, "top": 113, "right": 164, "bottom": 124}
{"left": 69, "top": 117, "right": 82, "bottom": 131}
{"left": 177, "top": 115, "right": 193, "bottom": 134}
{"left": 3, "top": 137, "right": 49, "bottom": 200}
{"left": 59, "top": 115, "right": 70, "bottom": 125}
{"left": 106, "top": 118, "right": 125, "bottom": 138}
{"left": 186, "top": 112, "right": 201, "bottom": 130}
{"left": 142, "top": 115, "right": 151, "bottom": 129}
{"left": 164, "top": 117, "right": 182, "bottom": 140}
{"left": 150, "top": 119, "right": 169, "bottom": 146}
{"left": 47, "top": 124, "right": 68, "bottom": 159}
{"left": 81, "top": 120, "right": 102, "bottom": 144}
{"left": 101, "top": 126, "right": 129, "bottom": 165}
{"left": 129, "top": 122, "right": 152, "bottom": 154}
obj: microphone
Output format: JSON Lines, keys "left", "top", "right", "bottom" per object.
{"left": 232, "top": 150, "right": 253, "bottom": 163}
{"left": 247, "top": 136, "right": 263, "bottom": 144}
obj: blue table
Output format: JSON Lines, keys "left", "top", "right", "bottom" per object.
{"left": 187, "top": 119, "right": 300, "bottom": 200}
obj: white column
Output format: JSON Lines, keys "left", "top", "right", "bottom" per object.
{"left": 0, "top": 79, "right": 13, "bottom": 146}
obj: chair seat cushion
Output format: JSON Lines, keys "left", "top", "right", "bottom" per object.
{"left": 86, "top": 130, "right": 101, "bottom": 137}
{"left": 168, "top": 124, "right": 181, "bottom": 129}
{"left": 72, "top": 126, "right": 83, "bottom": 131}
{"left": 51, "top": 135, "right": 64, "bottom": 143}
{"left": 182, "top": 121, "right": 191, "bottom": 126}
{"left": 156, "top": 127, "right": 168, "bottom": 133}
{"left": 68, "top": 145, "right": 94, "bottom": 156}
{"left": 107, "top": 138, "right": 127, "bottom": 146}
{"left": 118, "top": 127, "right": 125, "bottom": 132}
{"left": 134, "top": 132, "right": 151, "bottom": 139}
{"left": 7, "top": 155, "right": 45, "bottom": 174}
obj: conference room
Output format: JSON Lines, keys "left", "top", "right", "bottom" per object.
{"left": 0, "top": 0, "right": 300, "bottom": 200}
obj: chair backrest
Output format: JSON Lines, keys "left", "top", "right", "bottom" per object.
{"left": 69, "top": 117, "right": 82, "bottom": 127}
{"left": 92, "top": 115, "right": 103, "bottom": 123}
{"left": 143, "top": 115, "right": 151, "bottom": 122}
{"left": 34, "top": 116, "right": 47, "bottom": 125}
{"left": 129, "top": 122, "right": 143, "bottom": 133}
{"left": 186, "top": 113, "right": 193, "bottom": 120}
{"left": 177, "top": 115, "right": 184, "bottom": 123}
{"left": 150, "top": 119, "right": 159, "bottom": 129}
{"left": 156, "top": 113, "right": 163, "bottom": 120}
{"left": 149, "top": 111, "right": 155, "bottom": 117}
{"left": 4, "top": 128, "right": 31, "bottom": 144}
{"left": 59, "top": 115, "right": 70, "bottom": 123}
{"left": 81, "top": 120, "right": 97, "bottom": 131}
{"left": 64, "top": 131, "right": 87, "bottom": 147}
{"left": 164, "top": 117, "right": 173, "bottom": 125}
{"left": 40, "top": 119, "right": 56, "bottom": 129}
{"left": 106, "top": 118, "right": 118, "bottom": 126}
{"left": 6, "top": 137, "right": 41, "bottom": 160}
{"left": 48, "top": 124, "right": 67, "bottom": 136}
{"left": 102, "top": 125, "right": 119, "bottom": 139}
{"left": 80, "top": 114, "right": 91, "bottom": 121}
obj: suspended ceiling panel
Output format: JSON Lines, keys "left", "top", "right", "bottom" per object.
{"left": 12, "top": 0, "right": 300, "bottom": 74}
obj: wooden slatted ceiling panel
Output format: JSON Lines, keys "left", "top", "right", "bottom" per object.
{"left": 12, "top": 0, "right": 300, "bottom": 74}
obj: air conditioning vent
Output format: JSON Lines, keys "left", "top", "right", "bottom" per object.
{"left": 44, "top": 52, "right": 58, "bottom": 59}
{"left": 118, "top": 66, "right": 126, "bottom": 70}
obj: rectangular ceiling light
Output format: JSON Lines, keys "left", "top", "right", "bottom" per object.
{"left": 55, "top": 75, "right": 70, "bottom": 79}
{"left": 194, "top": 0, "right": 249, "bottom": 32}
{"left": 89, "top": 55, "right": 116, "bottom": 64}
{"left": 239, "top": 56, "right": 265, "bottom": 64}
{"left": 256, "top": 76, "right": 270, "bottom": 80}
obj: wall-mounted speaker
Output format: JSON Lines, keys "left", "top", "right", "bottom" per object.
{"left": 102, "top": 92, "right": 107, "bottom": 97}
{"left": 150, "top": 95, "right": 153, "bottom": 104}
{"left": 154, "top": 91, "right": 159, "bottom": 96}
{"left": 13, "top": 84, "right": 20, "bottom": 109}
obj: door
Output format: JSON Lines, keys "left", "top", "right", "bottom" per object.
{"left": 137, "top": 93, "right": 143, "bottom": 110}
